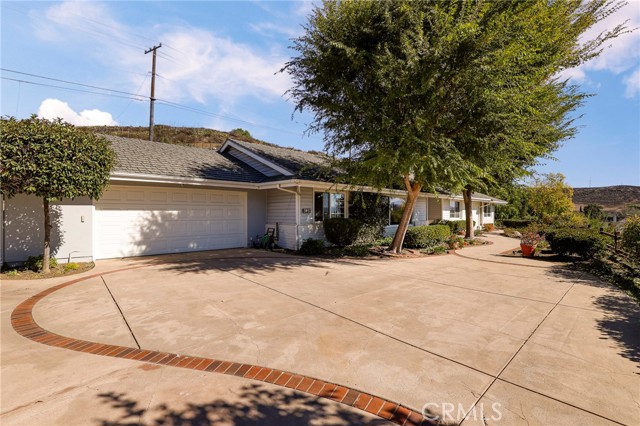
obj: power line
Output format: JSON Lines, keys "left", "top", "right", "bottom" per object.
{"left": 1, "top": 71, "right": 319, "bottom": 140}
{"left": 1, "top": 68, "right": 147, "bottom": 99}
{"left": 0, "top": 77, "right": 147, "bottom": 102}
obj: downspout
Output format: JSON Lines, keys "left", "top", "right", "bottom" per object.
{"left": 276, "top": 185, "right": 300, "bottom": 250}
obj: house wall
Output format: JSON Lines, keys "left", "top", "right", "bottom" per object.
{"left": 265, "top": 188, "right": 298, "bottom": 250}
{"left": 298, "top": 187, "right": 324, "bottom": 245}
{"left": 3, "top": 194, "right": 94, "bottom": 264}
{"left": 247, "top": 190, "right": 267, "bottom": 245}
{"left": 478, "top": 202, "right": 495, "bottom": 225}
{"left": 383, "top": 197, "right": 428, "bottom": 237}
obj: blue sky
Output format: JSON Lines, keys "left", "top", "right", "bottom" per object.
{"left": 1, "top": 1, "right": 639, "bottom": 188}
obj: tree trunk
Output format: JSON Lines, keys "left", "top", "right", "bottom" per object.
{"left": 42, "top": 198, "right": 51, "bottom": 274}
{"left": 389, "top": 175, "right": 422, "bottom": 254}
{"left": 463, "top": 188, "right": 474, "bottom": 239}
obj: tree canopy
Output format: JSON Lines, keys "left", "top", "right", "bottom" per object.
{"left": 528, "top": 173, "right": 575, "bottom": 220}
{"left": 285, "top": 0, "right": 629, "bottom": 252}
{"left": 1, "top": 115, "right": 115, "bottom": 271}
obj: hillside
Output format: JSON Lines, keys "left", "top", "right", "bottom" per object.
{"left": 85, "top": 125, "right": 270, "bottom": 150}
{"left": 573, "top": 185, "right": 640, "bottom": 212}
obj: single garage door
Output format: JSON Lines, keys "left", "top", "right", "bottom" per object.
{"left": 95, "top": 185, "right": 246, "bottom": 259}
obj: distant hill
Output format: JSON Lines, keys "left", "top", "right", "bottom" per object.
{"left": 573, "top": 185, "right": 640, "bottom": 212}
{"left": 85, "top": 125, "right": 270, "bottom": 150}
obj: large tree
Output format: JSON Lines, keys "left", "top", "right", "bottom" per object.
{"left": 1, "top": 116, "right": 115, "bottom": 273}
{"left": 285, "top": 0, "right": 628, "bottom": 252}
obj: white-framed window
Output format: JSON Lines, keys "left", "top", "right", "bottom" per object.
{"left": 450, "top": 201, "right": 461, "bottom": 219}
{"left": 483, "top": 204, "right": 492, "bottom": 217}
{"left": 389, "top": 197, "right": 405, "bottom": 225}
{"left": 314, "top": 192, "right": 345, "bottom": 222}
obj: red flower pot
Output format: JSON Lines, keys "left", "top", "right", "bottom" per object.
{"left": 520, "top": 244, "right": 536, "bottom": 257}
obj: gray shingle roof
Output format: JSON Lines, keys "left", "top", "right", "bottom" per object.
{"left": 104, "top": 135, "right": 265, "bottom": 183}
{"left": 228, "top": 138, "right": 334, "bottom": 181}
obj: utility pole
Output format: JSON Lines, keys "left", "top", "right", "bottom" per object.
{"left": 145, "top": 43, "right": 161, "bottom": 141}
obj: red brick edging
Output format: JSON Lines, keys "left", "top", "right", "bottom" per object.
{"left": 11, "top": 265, "right": 432, "bottom": 425}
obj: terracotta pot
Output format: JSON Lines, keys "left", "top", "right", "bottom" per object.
{"left": 520, "top": 244, "right": 536, "bottom": 257}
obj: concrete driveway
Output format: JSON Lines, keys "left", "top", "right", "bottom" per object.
{"left": 1, "top": 234, "right": 638, "bottom": 426}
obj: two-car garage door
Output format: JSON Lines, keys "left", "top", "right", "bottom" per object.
{"left": 95, "top": 185, "right": 246, "bottom": 259}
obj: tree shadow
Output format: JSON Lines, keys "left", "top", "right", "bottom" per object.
{"left": 3, "top": 199, "right": 64, "bottom": 264}
{"left": 95, "top": 384, "right": 395, "bottom": 426}
{"left": 122, "top": 210, "right": 371, "bottom": 275}
{"left": 546, "top": 265, "right": 640, "bottom": 367}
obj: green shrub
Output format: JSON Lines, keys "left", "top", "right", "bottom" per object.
{"left": 348, "top": 192, "right": 388, "bottom": 239}
{"left": 354, "top": 224, "right": 383, "bottom": 245}
{"left": 63, "top": 262, "right": 79, "bottom": 272}
{"left": 546, "top": 228, "right": 605, "bottom": 260}
{"left": 323, "top": 218, "right": 363, "bottom": 246}
{"left": 427, "top": 245, "right": 448, "bottom": 255}
{"left": 299, "top": 238, "right": 325, "bottom": 256}
{"left": 24, "top": 255, "right": 58, "bottom": 272}
{"left": 6, "top": 270, "right": 18, "bottom": 276}
{"left": 447, "top": 235, "right": 465, "bottom": 249}
{"left": 404, "top": 225, "right": 451, "bottom": 248}
{"left": 501, "top": 219, "right": 533, "bottom": 228}
{"left": 621, "top": 215, "right": 640, "bottom": 260}
{"left": 344, "top": 245, "right": 371, "bottom": 257}
{"left": 374, "top": 236, "right": 393, "bottom": 246}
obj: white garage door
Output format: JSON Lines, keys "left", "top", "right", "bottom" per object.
{"left": 95, "top": 185, "right": 246, "bottom": 259}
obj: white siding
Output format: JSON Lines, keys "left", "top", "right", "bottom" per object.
{"left": 3, "top": 194, "right": 94, "bottom": 264}
{"left": 265, "top": 223, "right": 298, "bottom": 250}
{"left": 266, "top": 189, "right": 296, "bottom": 225}
{"left": 299, "top": 187, "right": 316, "bottom": 225}
{"left": 226, "top": 147, "right": 280, "bottom": 177}
{"left": 413, "top": 198, "right": 428, "bottom": 225}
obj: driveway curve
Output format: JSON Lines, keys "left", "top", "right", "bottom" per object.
{"left": 4, "top": 236, "right": 639, "bottom": 426}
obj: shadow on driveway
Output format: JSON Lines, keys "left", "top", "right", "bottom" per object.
{"left": 132, "top": 249, "right": 371, "bottom": 276}
{"left": 95, "top": 383, "right": 393, "bottom": 426}
{"left": 546, "top": 266, "right": 640, "bottom": 368}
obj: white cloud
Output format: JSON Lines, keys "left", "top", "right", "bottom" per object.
{"left": 156, "top": 27, "right": 291, "bottom": 104}
{"left": 31, "top": 1, "right": 292, "bottom": 109}
{"left": 250, "top": 22, "right": 300, "bottom": 39}
{"left": 624, "top": 67, "right": 640, "bottom": 98}
{"left": 559, "top": 2, "right": 640, "bottom": 83}
{"left": 38, "top": 98, "right": 118, "bottom": 126}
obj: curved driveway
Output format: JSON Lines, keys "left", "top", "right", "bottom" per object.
{"left": 2, "top": 234, "right": 639, "bottom": 425}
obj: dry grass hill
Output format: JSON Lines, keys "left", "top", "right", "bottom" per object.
{"left": 573, "top": 185, "right": 640, "bottom": 212}
{"left": 85, "top": 125, "right": 269, "bottom": 150}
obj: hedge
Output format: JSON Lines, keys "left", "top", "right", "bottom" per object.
{"left": 323, "top": 218, "right": 363, "bottom": 247}
{"left": 299, "top": 238, "right": 325, "bottom": 255}
{"left": 546, "top": 228, "right": 605, "bottom": 260}
{"left": 501, "top": 219, "right": 533, "bottom": 228}
{"left": 404, "top": 225, "right": 451, "bottom": 248}
{"left": 621, "top": 215, "right": 640, "bottom": 260}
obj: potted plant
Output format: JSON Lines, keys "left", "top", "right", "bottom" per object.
{"left": 520, "top": 232, "right": 541, "bottom": 257}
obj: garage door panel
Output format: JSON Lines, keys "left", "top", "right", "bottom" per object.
{"left": 95, "top": 186, "right": 246, "bottom": 259}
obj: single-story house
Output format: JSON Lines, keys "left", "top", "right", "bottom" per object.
{"left": 0, "top": 136, "right": 506, "bottom": 264}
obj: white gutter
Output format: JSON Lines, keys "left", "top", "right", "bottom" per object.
{"left": 109, "top": 172, "right": 261, "bottom": 190}
{"left": 275, "top": 184, "right": 301, "bottom": 250}
{"left": 109, "top": 172, "right": 507, "bottom": 204}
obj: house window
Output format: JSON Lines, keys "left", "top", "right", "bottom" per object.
{"left": 483, "top": 204, "right": 492, "bottom": 217}
{"left": 314, "top": 192, "right": 345, "bottom": 222}
{"left": 450, "top": 201, "right": 461, "bottom": 219}
{"left": 389, "top": 197, "right": 405, "bottom": 225}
